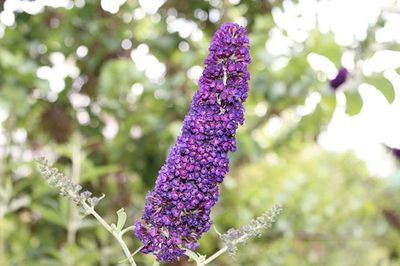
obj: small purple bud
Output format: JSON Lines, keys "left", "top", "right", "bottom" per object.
{"left": 172, "top": 209, "right": 180, "bottom": 217}
{"left": 330, "top": 67, "right": 349, "bottom": 90}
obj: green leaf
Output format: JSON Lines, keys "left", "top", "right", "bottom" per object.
{"left": 345, "top": 90, "right": 363, "bottom": 116}
{"left": 366, "top": 75, "right": 395, "bottom": 103}
{"left": 116, "top": 208, "right": 127, "bottom": 232}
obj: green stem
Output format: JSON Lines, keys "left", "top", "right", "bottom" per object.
{"left": 184, "top": 249, "right": 203, "bottom": 265}
{"left": 121, "top": 225, "right": 135, "bottom": 236}
{"left": 83, "top": 203, "right": 137, "bottom": 266}
{"left": 119, "top": 245, "right": 143, "bottom": 264}
{"left": 186, "top": 245, "right": 228, "bottom": 266}
{"left": 201, "top": 246, "right": 227, "bottom": 266}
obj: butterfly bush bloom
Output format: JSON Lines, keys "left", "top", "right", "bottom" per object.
{"left": 135, "top": 23, "right": 251, "bottom": 262}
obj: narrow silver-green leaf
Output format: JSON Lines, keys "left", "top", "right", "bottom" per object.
{"left": 116, "top": 208, "right": 127, "bottom": 231}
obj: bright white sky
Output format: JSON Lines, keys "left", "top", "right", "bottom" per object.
{"left": 318, "top": 83, "right": 400, "bottom": 176}
{"left": 0, "top": 0, "right": 399, "bottom": 176}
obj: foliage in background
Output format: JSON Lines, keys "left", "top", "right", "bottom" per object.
{"left": 0, "top": 0, "right": 399, "bottom": 265}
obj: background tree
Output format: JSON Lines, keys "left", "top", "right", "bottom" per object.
{"left": 0, "top": 0, "right": 399, "bottom": 265}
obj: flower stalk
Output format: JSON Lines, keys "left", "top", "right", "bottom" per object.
{"left": 184, "top": 204, "right": 282, "bottom": 266}
{"left": 37, "top": 158, "right": 137, "bottom": 266}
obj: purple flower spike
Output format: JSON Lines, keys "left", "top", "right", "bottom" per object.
{"left": 134, "top": 23, "right": 251, "bottom": 262}
{"left": 330, "top": 67, "right": 349, "bottom": 90}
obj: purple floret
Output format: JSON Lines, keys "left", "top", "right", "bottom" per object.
{"left": 134, "top": 23, "right": 251, "bottom": 262}
{"left": 330, "top": 67, "right": 349, "bottom": 90}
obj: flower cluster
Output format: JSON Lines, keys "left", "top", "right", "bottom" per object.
{"left": 135, "top": 23, "right": 251, "bottom": 262}
{"left": 37, "top": 157, "right": 101, "bottom": 214}
{"left": 220, "top": 204, "right": 283, "bottom": 256}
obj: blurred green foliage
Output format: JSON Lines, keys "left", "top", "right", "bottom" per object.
{"left": 0, "top": 0, "right": 399, "bottom": 265}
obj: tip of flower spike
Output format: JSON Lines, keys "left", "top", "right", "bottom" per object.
{"left": 205, "top": 22, "right": 250, "bottom": 66}
{"left": 219, "top": 22, "right": 246, "bottom": 34}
